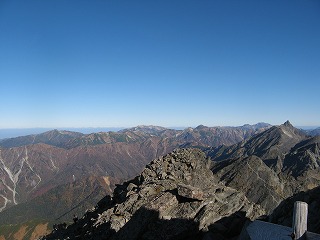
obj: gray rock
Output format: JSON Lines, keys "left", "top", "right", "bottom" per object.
{"left": 177, "top": 184, "right": 204, "bottom": 201}
{"left": 212, "top": 155, "right": 287, "bottom": 214}
{"left": 43, "top": 148, "right": 263, "bottom": 240}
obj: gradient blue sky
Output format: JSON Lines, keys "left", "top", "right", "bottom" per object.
{"left": 0, "top": 0, "right": 319, "bottom": 128}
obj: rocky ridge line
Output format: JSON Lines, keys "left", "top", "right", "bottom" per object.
{"left": 43, "top": 148, "right": 264, "bottom": 240}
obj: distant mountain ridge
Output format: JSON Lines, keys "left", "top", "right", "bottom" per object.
{"left": 0, "top": 129, "right": 84, "bottom": 148}
{"left": 307, "top": 127, "right": 320, "bottom": 136}
{"left": 0, "top": 123, "right": 271, "bottom": 221}
{"left": 207, "top": 121, "right": 320, "bottom": 216}
{"left": 207, "top": 121, "right": 306, "bottom": 170}
{"left": 42, "top": 121, "right": 320, "bottom": 239}
{"left": 0, "top": 123, "right": 272, "bottom": 149}
{"left": 0, "top": 122, "right": 291, "bottom": 240}
{"left": 3, "top": 121, "right": 320, "bottom": 239}
{"left": 0, "top": 128, "right": 124, "bottom": 140}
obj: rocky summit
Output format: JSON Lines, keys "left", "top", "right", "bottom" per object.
{"left": 3, "top": 121, "right": 320, "bottom": 239}
{"left": 43, "top": 148, "right": 263, "bottom": 240}
{"left": 42, "top": 122, "right": 320, "bottom": 240}
{"left": 209, "top": 121, "right": 320, "bottom": 215}
{"left": 0, "top": 123, "right": 271, "bottom": 239}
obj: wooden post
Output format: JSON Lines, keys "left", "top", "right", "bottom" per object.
{"left": 292, "top": 201, "right": 308, "bottom": 240}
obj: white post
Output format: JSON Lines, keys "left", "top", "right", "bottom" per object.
{"left": 292, "top": 201, "right": 308, "bottom": 240}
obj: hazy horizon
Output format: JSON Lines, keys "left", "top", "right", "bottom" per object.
{"left": 0, "top": 122, "right": 319, "bottom": 140}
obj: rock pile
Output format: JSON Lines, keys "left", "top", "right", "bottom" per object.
{"left": 43, "top": 148, "right": 264, "bottom": 240}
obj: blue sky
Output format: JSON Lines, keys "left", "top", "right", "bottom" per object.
{"left": 0, "top": 0, "right": 319, "bottom": 128}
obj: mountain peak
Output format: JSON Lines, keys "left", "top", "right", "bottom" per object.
{"left": 283, "top": 120, "right": 293, "bottom": 128}
{"left": 240, "top": 122, "right": 272, "bottom": 130}
{"left": 130, "top": 125, "right": 168, "bottom": 132}
{"left": 195, "top": 124, "right": 207, "bottom": 129}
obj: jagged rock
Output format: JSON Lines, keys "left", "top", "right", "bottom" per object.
{"left": 147, "top": 192, "right": 178, "bottom": 214}
{"left": 212, "top": 155, "right": 288, "bottom": 214}
{"left": 207, "top": 121, "right": 307, "bottom": 173}
{"left": 177, "top": 184, "right": 204, "bottom": 200}
{"left": 43, "top": 148, "right": 263, "bottom": 240}
{"left": 282, "top": 136, "right": 320, "bottom": 178}
{"left": 207, "top": 121, "right": 320, "bottom": 217}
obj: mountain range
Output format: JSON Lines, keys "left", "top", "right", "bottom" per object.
{"left": 304, "top": 127, "right": 320, "bottom": 137}
{"left": 42, "top": 121, "right": 320, "bottom": 240}
{"left": 1, "top": 122, "right": 320, "bottom": 239}
{"left": 0, "top": 123, "right": 271, "bottom": 239}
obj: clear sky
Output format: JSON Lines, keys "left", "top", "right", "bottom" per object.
{"left": 0, "top": 0, "right": 319, "bottom": 128}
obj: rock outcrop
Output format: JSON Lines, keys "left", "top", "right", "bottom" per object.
{"left": 212, "top": 155, "right": 288, "bottom": 214}
{"left": 43, "top": 148, "right": 264, "bottom": 240}
{"left": 282, "top": 136, "right": 320, "bottom": 178}
{"left": 208, "top": 121, "right": 306, "bottom": 173}
{"left": 209, "top": 122, "right": 320, "bottom": 216}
